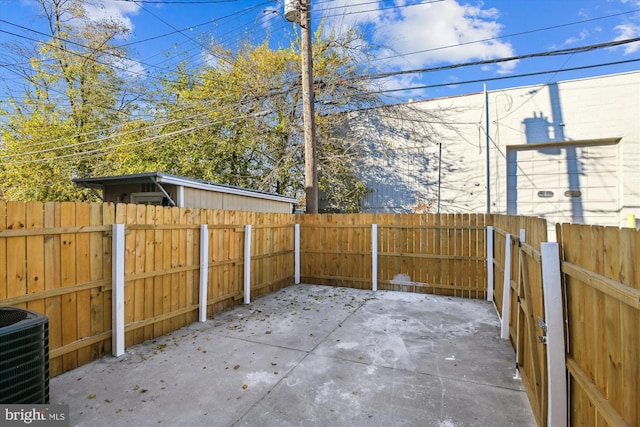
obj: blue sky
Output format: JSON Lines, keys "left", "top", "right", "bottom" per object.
{"left": 1, "top": 0, "right": 639, "bottom": 103}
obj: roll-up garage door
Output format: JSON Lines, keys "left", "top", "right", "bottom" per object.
{"left": 506, "top": 138, "right": 620, "bottom": 227}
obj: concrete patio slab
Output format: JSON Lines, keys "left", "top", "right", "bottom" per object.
{"left": 50, "top": 284, "right": 535, "bottom": 427}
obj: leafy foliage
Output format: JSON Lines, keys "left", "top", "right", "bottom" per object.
{"left": 0, "top": 0, "right": 139, "bottom": 200}
{"left": 1, "top": 1, "right": 379, "bottom": 211}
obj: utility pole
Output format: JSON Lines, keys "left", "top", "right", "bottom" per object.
{"left": 286, "top": 0, "right": 318, "bottom": 213}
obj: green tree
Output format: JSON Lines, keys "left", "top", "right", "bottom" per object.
{"left": 0, "top": 0, "right": 139, "bottom": 200}
{"left": 2, "top": 5, "right": 381, "bottom": 212}
{"left": 110, "top": 25, "right": 379, "bottom": 212}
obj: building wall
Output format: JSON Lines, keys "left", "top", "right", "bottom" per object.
{"left": 353, "top": 71, "right": 639, "bottom": 228}
{"left": 182, "top": 187, "right": 292, "bottom": 213}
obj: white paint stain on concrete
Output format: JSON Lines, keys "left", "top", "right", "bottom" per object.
{"left": 246, "top": 370, "right": 277, "bottom": 386}
{"left": 336, "top": 341, "right": 359, "bottom": 350}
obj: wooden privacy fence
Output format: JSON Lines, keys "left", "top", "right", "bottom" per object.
{"left": 2, "top": 201, "right": 639, "bottom": 427}
{"left": 557, "top": 223, "right": 639, "bottom": 427}
{"left": 489, "top": 215, "right": 556, "bottom": 427}
{"left": 490, "top": 216, "right": 640, "bottom": 427}
{"left": 0, "top": 201, "right": 294, "bottom": 377}
{"left": 1, "top": 207, "right": 493, "bottom": 377}
{"left": 297, "top": 213, "right": 489, "bottom": 298}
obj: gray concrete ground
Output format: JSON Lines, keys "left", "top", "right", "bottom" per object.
{"left": 50, "top": 284, "right": 535, "bottom": 427}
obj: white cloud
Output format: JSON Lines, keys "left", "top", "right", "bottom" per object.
{"left": 325, "top": 0, "right": 516, "bottom": 75}
{"left": 83, "top": 0, "right": 140, "bottom": 33}
{"left": 261, "top": 6, "right": 281, "bottom": 29}
{"left": 564, "top": 29, "right": 590, "bottom": 45}
{"left": 613, "top": 23, "right": 640, "bottom": 53}
{"left": 321, "top": 0, "right": 518, "bottom": 99}
{"left": 81, "top": 1, "right": 144, "bottom": 76}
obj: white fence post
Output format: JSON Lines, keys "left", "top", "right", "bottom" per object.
{"left": 294, "top": 224, "right": 300, "bottom": 284}
{"left": 244, "top": 225, "right": 252, "bottom": 304}
{"left": 500, "top": 233, "right": 512, "bottom": 340}
{"left": 372, "top": 224, "right": 378, "bottom": 292}
{"left": 111, "top": 224, "right": 125, "bottom": 357}
{"left": 541, "top": 242, "right": 567, "bottom": 427}
{"left": 199, "top": 224, "right": 209, "bottom": 322}
{"left": 514, "top": 229, "right": 525, "bottom": 379}
{"left": 486, "top": 226, "right": 494, "bottom": 302}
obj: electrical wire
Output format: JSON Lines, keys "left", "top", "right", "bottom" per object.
{"left": 2, "top": 1, "right": 639, "bottom": 161}
{"left": 358, "top": 37, "right": 640, "bottom": 81}
{"left": 2, "top": 107, "right": 267, "bottom": 165}
{"left": 364, "top": 58, "right": 640, "bottom": 96}
{"left": 372, "top": 7, "right": 640, "bottom": 63}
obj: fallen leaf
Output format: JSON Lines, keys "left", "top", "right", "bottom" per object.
{"left": 234, "top": 365, "right": 240, "bottom": 370}
{"left": 242, "top": 384, "right": 248, "bottom": 389}
{"left": 88, "top": 393, "right": 96, "bottom": 399}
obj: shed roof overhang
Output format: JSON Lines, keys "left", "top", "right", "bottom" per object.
{"left": 73, "top": 172, "right": 298, "bottom": 205}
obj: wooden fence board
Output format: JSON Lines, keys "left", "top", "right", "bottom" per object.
{"left": 43, "top": 202, "right": 62, "bottom": 376}
{"left": 26, "top": 202, "right": 45, "bottom": 316}
{"left": 89, "top": 203, "right": 105, "bottom": 360}
{"left": 144, "top": 206, "right": 156, "bottom": 341}
{"left": 162, "top": 206, "right": 173, "bottom": 334}
{"left": 620, "top": 229, "right": 638, "bottom": 426}
{"left": 60, "top": 202, "right": 77, "bottom": 372}
{"left": 223, "top": 210, "right": 233, "bottom": 304}
{"left": 602, "top": 227, "right": 621, "bottom": 427}
{"left": 102, "top": 203, "right": 114, "bottom": 356}
{"left": 0, "top": 203, "right": 6, "bottom": 302}
{"left": 179, "top": 208, "right": 189, "bottom": 327}
{"left": 75, "top": 202, "right": 92, "bottom": 366}
{"left": 170, "top": 207, "right": 180, "bottom": 331}
{"left": 7, "top": 202, "right": 26, "bottom": 304}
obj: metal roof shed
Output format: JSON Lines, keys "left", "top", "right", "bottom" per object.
{"left": 73, "top": 172, "right": 297, "bottom": 214}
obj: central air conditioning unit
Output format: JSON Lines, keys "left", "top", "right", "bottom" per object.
{"left": 0, "top": 307, "right": 49, "bottom": 404}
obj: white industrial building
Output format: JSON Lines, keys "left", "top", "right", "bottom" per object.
{"left": 348, "top": 71, "right": 639, "bottom": 230}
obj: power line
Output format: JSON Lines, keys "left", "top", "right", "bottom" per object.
{"left": 317, "top": 0, "right": 444, "bottom": 16}
{"left": 358, "top": 37, "right": 640, "bottom": 81}
{"left": 372, "top": 7, "right": 640, "bottom": 63}
{"left": 1, "top": 107, "right": 266, "bottom": 165}
{"left": 114, "top": 0, "right": 240, "bottom": 3}
{"left": 367, "top": 58, "right": 640, "bottom": 96}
